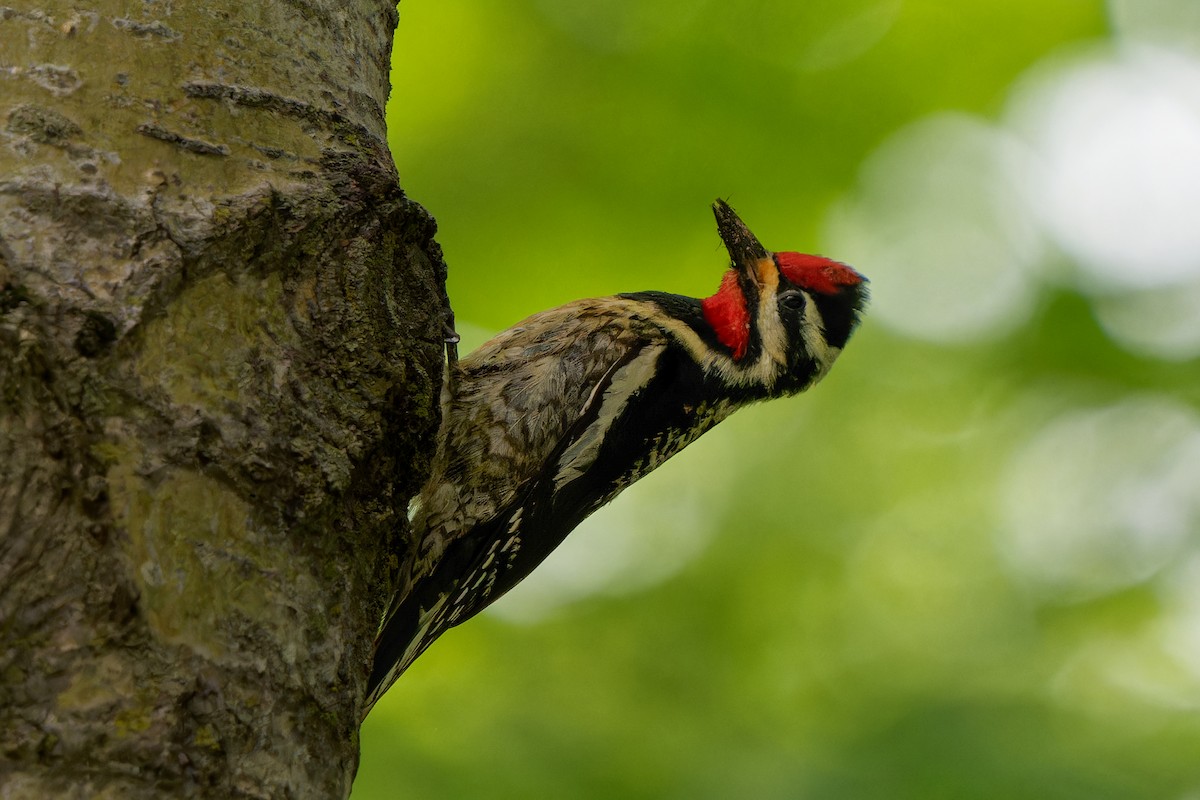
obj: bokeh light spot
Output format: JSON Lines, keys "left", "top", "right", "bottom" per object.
{"left": 1008, "top": 46, "right": 1200, "bottom": 289}
{"left": 1159, "top": 557, "right": 1200, "bottom": 687}
{"left": 1091, "top": 278, "right": 1200, "bottom": 361}
{"left": 998, "top": 396, "right": 1200, "bottom": 599}
{"left": 1109, "top": 0, "right": 1200, "bottom": 53}
{"left": 826, "top": 113, "right": 1042, "bottom": 343}
{"left": 797, "top": 0, "right": 903, "bottom": 73}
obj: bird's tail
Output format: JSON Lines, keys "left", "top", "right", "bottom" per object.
{"left": 361, "top": 591, "right": 450, "bottom": 719}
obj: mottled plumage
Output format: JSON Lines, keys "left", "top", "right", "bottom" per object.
{"left": 364, "top": 201, "right": 867, "bottom": 714}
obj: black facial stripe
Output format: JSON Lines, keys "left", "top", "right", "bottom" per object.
{"left": 810, "top": 287, "right": 865, "bottom": 350}
{"left": 619, "top": 291, "right": 717, "bottom": 347}
{"left": 620, "top": 290, "right": 764, "bottom": 362}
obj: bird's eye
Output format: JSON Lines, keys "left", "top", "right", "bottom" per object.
{"left": 779, "top": 290, "right": 805, "bottom": 311}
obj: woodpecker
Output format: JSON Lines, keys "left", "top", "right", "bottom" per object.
{"left": 364, "top": 200, "right": 867, "bottom": 714}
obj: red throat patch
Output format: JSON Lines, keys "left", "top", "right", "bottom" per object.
{"left": 701, "top": 270, "right": 751, "bottom": 360}
{"left": 775, "top": 252, "right": 862, "bottom": 295}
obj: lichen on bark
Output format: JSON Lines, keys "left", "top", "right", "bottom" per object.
{"left": 0, "top": 1, "right": 445, "bottom": 797}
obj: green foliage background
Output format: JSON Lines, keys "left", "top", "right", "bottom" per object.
{"left": 357, "top": 2, "right": 1200, "bottom": 796}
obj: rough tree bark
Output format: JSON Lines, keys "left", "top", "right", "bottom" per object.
{"left": 0, "top": 2, "right": 447, "bottom": 797}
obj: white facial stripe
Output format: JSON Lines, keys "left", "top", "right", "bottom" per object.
{"left": 650, "top": 304, "right": 784, "bottom": 389}
{"left": 625, "top": 288, "right": 843, "bottom": 391}
{"left": 754, "top": 270, "right": 789, "bottom": 379}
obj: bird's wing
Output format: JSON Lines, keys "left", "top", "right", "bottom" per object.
{"left": 364, "top": 299, "right": 672, "bottom": 713}
{"left": 414, "top": 297, "right": 669, "bottom": 552}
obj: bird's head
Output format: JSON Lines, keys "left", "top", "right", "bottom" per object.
{"left": 700, "top": 199, "right": 867, "bottom": 394}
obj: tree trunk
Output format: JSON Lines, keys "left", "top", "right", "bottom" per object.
{"left": 0, "top": 2, "right": 447, "bottom": 797}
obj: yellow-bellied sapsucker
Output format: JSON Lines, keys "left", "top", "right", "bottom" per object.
{"left": 364, "top": 200, "right": 867, "bottom": 714}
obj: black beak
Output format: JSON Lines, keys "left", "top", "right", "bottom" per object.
{"left": 713, "top": 199, "right": 769, "bottom": 276}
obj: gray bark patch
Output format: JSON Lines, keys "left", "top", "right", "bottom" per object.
{"left": 6, "top": 104, "right": 82, "bottom": 146}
